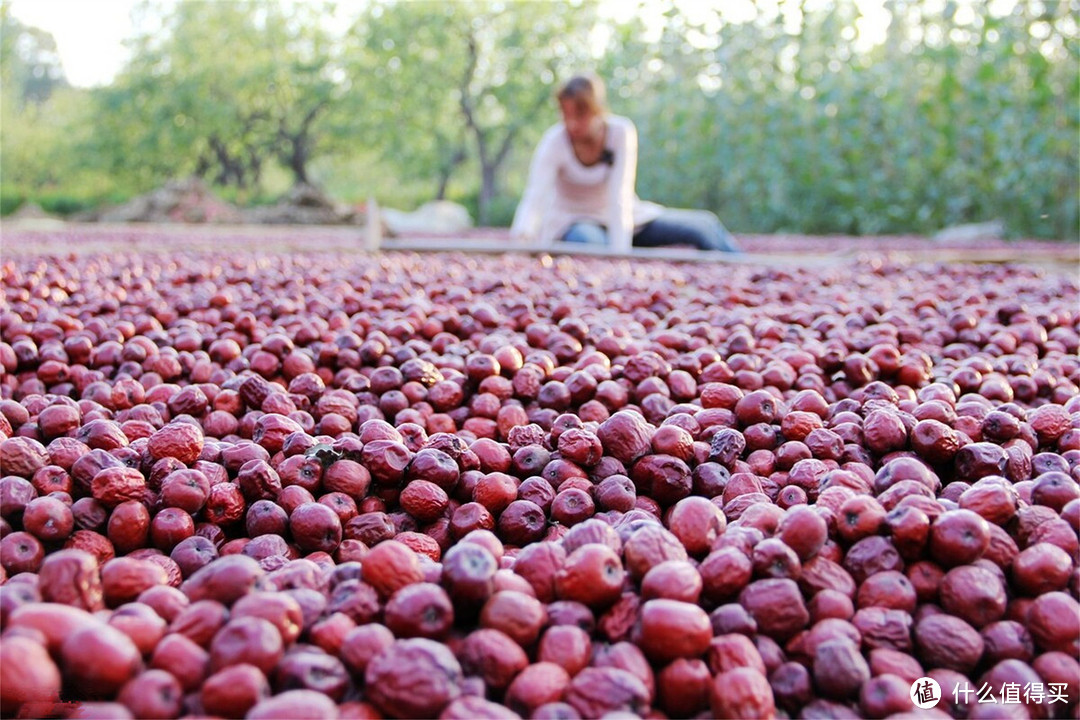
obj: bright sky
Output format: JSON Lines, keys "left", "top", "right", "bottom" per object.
{"left": 6, "top": 0, "right": 138, "bottom": 87}
{"left": 6, "top": 0, "right": 899, "bottom": 89}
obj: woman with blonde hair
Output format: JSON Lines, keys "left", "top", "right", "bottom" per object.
{"left": 511, "top": 73, "right": 740, "bottom": 253}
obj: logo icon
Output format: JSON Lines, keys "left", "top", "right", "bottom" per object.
{"left": 911, "top": 677, "right": 942, "bottom": 709}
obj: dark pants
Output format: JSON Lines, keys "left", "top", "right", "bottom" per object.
{"left": 562, "top": 209, "right": 740, "bottom": 252}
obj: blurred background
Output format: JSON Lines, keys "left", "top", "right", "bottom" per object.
{"left": 1, "top": 0, "right": 1077, "bottom": 239}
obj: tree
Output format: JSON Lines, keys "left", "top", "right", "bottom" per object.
{"left": 0, "top": 5, "right": 68, "bottom": 107}
{"left": 604, "top": 0, "right": 1078, "bottom": 238}
{"left": 343, "top": 3, "right": 471, "bottom": 204}
{"left": 93, "top": 0, "right": 345, "bottom": 192}
{"left": 3, "top": 0, "right": 1075, "bottom": 238}
{"left": 0, "top": 7, "right": 99, "bottom": 213}
{"left": 258, "top": 2, "right": 345, "bottom": 185}
{"left": 456, "top": 2, "right": 600, "bottom": 223}
{"left": 344, "top": 1, "right": 599, "bottom": 223}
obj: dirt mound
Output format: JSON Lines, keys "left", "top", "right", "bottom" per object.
{"left": 96, "top": 177, "right": 243, "bottom": 223}
{"left": 10, "top": 202, "right": 54, "bottom": 220}
{"left": 241, "top": 183, "right": 363, "bottom": 225}
{"left": 90, "top": 179, "right": 366, "bottom": 226}
{"left": 5, "top": 201, "right": 67, "bottom": 230}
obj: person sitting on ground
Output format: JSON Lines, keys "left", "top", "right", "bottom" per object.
{"left": 510, "top": 72, "right": 740, "bottom": 254}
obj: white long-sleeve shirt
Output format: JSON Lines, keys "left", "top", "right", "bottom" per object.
{"left": 510, "top": 114, "right": 664, "bottom": 253}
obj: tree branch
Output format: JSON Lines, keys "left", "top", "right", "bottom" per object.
{"left": 498, "top": 88, "right": 551, "bottom": 166}
{"left": 493, "top": 64, "right": 555, "bottom": 168}
{"left": 459, "top": 28, "right": 486, "bottom": 162}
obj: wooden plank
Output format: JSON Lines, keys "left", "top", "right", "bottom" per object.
{"left": 378, "top": 237, "right": 1079, "bottom": 268}
{"left": 365, "top": 197, "right": 382, "bottom": 252}
{"left": 378, "top": 237, "right": 842, "bottom": 266}
{"left": 3, "top": 222, "right": 1075, "bottom": 269}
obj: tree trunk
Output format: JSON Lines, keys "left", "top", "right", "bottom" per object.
{"left": 457, "top": 30, "right": 553, "bottom": 224}
{"left": 435, "top": 147, "right": 466, "bottom": 200}
{"left": 288, "top": 134, "right": 309, "bottom": 185}
{"left": 478, "top": 162, "right": 497, "bottom": 225}
{"left": 247, "top": 153, "right": 262, "bottom": 187}
{"left": 435, "top": 174, "right": 451, "bottom": 201}
{"left": 194, "top": 152, "right": 212, "bottom": 180}
{"left": 279, "top": 103, "right": 325, "bottom": 186}
{"left": 209, "top": 136, "right": 250, "bottom": 188}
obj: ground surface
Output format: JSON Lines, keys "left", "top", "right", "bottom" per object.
{"left": 1, "top": 222, "right": 1078, "bottom": 719}
{"left": 2, "top": 223, "right": 1077, "bottom": 269}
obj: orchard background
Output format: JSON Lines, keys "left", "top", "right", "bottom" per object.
{"left": 1, "top": 0, "right": 1078, "bottom": 240}
{"left": 3, "top": 2, "right": 1080, "bottom": 718}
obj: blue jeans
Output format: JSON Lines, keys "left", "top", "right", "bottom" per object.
{"left": 561, "top": 209, "right": 741, "bottom": 252}
{"left": 562, "top": 223, "right": 610, "bottom": 245}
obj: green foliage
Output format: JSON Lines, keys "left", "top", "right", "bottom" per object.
{"left": 341, "top": 0, "right": 598, "bottom": 223}
{"left": 35, "top": 189, "right": 125, "bottom": 216}
{"left": 0, "top": 180, "right": 129, "bottom": 218}
{"left": 1, "top": 0, "right": 1076, "bottom": 239}
{"left": 0, "top": 4, "right": 67, "bottom": 106}
{"left": 340, "top": 2, "right": 471, "bottom": 200}
{"left": 617, "top": 0, "right": 1079, "bottom": 239}
{"left": 86, "top": 0, "right": 346, "bottom": 193}
{"left": 0, "top": 192, "right": 23, "bottom": 216}
{"left": 1, "top": 7, "right": 88, "bottom": 208}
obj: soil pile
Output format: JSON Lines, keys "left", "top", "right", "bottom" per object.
{"left": 241, "top": 183, "right": 363, "bottom": 225}
{"left": 96, "top": 177, "right": 243, "bottom": 223}
{"left": 90, "top": 178, "right": 365, "bottom": 226}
